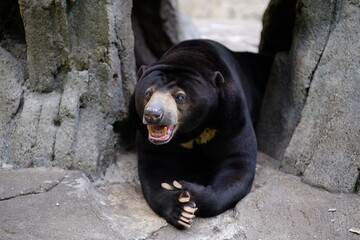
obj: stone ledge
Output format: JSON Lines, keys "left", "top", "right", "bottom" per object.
{"left": 1, "top": 153, "right": 359, "bottom": 240}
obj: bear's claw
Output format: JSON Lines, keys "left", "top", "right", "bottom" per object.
{"left": 181, "top": 211, "right": 195, "bottom": 219}
{"left": 178, "top": 205, "right": 196, "bottom": 228}
{"left": 161, "top": 182, "right": 174, "bottom": 190}
{"left": 184, "top": 205, "right": 198, "bottom": 214}
{"left": 180, "top": 216, "right": 193, "bottom": 223}
{"left": 160, "top": 181, "right": 198, "bottom": 229}
{"left": 179, "top": 191, "right": 191, "bottom": 203}
{"left": 178, "top": 220, "right": 191, "bottom": 228}
{"left": 173, "top": 180, "right": 183, "bottom": 189}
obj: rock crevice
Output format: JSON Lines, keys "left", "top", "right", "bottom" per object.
{"left": 0, "top": 0, "right": 136, "bottom": 177}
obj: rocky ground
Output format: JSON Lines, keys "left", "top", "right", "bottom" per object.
{"left": 1, "top": 152, "right": 360, "bottom": 240}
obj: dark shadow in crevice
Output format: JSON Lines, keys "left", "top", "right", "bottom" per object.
{"left": 0, "top": 0, "right": 27, "bottom": 60}
{"left": 132, "top": 0, "right": 177, "bottom": 69}
{"left": 259, "top": 0, "right": 297, "bottom": 56}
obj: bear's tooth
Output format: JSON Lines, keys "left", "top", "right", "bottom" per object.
{"left": 163, "top": 126, "right": 168, "bottom": 135}
{"left": 147, "top": 125, "right": 154, "bottom": 135}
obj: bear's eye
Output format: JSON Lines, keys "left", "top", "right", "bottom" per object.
{"left": 145, "top": 90, "right": 153, "bottom": 100}
{"left": 175, "top": 92, "right": 186, "bottom": 104}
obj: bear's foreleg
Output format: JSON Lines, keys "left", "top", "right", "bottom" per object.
{"left": 179, "top": 133, "right": 257, "bottom": 217}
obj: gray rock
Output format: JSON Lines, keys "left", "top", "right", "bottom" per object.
{"left": 280, "top": 0, "right": 340, "bottom": 172}
{"left": 53, "top": 71, "right": 86, "bottom": 169}
{"left": 0, "top": 168, "right": 121, "bottom": 240}
{"left": 1, "top": 153, "right": 359, "bottom": 240}
{"left": 19, "top": 0, "right": 70, "bottom": 93}
{"left": 0, "top": 167, "right": 66, "bottom": 200}
{"left": 32, "top": 92, "right": 62, "bottom": 166}
{"left": 96, "top": 152, "right": 140, "bottom": 185}
{"left": 72, "top": 109, "right": 103, "bottom": 176}
{"left": 2, "top": 0, "right": 136, "bottom": 175}
{"left": 10, "top": 93, "right": 52, "bottom": 167}
{"left": 0, "top": 47, "right": 24, "bottom": 127}
{"left": 258, "top": 0, "right": 360, "bottom": 193}
{"left": 10, "top": 92, "right": 63, "bottom": 168}
{"left": 234, "top": 171, "right": 360, "bottom": 240}
{"left": 0, "top": 47, "right": 24, "bottom": 165}
{"left": 93, "top": 184, "right": 167, "bottom": 240}
{"left": 283, "top": 0, "right": 360, "bottom": 192}
{"left": 258, "top": 0, "right": 337, "bottom": 162}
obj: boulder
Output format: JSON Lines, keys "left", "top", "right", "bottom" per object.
{"left": 283, "top": 0, "right": 360, "bottom": 193}
{"left": 258, "top": 0, "right": 360, "bottom": 193}
{"left": 0, "top": 0, "right": 136, "bottom": 176}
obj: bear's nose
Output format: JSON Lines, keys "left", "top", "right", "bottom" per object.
{"left": 144, "top": 106, "right": 164, "bottom": 124}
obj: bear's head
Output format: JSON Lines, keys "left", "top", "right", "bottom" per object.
{"left": 134, "top": 64, "right": 224, "bottom": 145}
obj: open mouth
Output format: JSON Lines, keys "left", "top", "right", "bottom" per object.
{"left": 147, "top": 125, "right": 176, "bottom": 144}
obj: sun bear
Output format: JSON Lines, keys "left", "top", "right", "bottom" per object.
{"left": 129, "top": 39, "right": 273, "bottom": 229}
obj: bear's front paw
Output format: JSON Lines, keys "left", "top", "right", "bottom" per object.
{"left": 161, "top": 180, "right": 198, "bottom": 229}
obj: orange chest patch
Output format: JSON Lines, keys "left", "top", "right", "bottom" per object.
{"left": 180, "top": 128, "right": 218, "bottom": 149}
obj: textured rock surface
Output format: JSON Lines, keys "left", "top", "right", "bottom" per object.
{"left": 0, "top": 168, "right": 121, "bottom": 240}
{"left": 283, "top": 0, "right": 360, "bottom": 192}
{"left": 0, "top": 47, "right": 25, "bottom": 164}
{"left": 1, "top": 153, "right": 359, "bottom": 240}
{"left": 0, "top": 167, "right": 66, "bottom": 200}
{"left": 0, "top": 0, "right": 136, "bottom": 176}
{"left": 132, "top": 0, "right": 200, "bottom": 68}
{"left": 258, "top": 0, "right": 337, "bottom": 160}
{"left": 257, "top": 0, "right": 360, "bottom": 193}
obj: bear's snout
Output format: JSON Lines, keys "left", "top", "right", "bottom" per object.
{"left": 144, "top": 105, "right": 164, "bottom": 124}
{"left": 142, "top": 92, "right": 178, "bottom": 126}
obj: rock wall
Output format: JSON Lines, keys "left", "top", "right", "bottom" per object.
{"left": 132, "top": 0, "right": 199, "bottom": 68}
{"left": 283, "top": 0, "right": 360, "bottom": 193}
{"left": 257, "top": 0, "right": 360, "bottom": 193}
{"left": 0, "top": 0, "right": 136, "bottom": 177}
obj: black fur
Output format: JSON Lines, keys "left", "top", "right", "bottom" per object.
{"left": 129, "top": 39, "right": 273, "bottom": 229}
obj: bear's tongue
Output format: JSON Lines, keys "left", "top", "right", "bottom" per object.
{"left": 147, "top": 125, "right": 174, "bottom": 142}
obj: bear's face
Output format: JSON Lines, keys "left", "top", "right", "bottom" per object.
{"left": 134, "top": 67, "right": 219, "bottom": 145}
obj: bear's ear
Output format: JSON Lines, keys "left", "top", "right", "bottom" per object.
{"left": 137, "top": 65, "right": 148, "bottom": 80}
{"left": 212, "top": 71, "right": 224, "bottom": 87}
